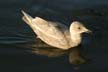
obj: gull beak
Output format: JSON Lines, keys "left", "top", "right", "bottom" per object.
{"left": 85, "top": 29, "right": 92, "bottom": 34}
{"left": 83, "top": 27, "right": 92, "bottom": 34}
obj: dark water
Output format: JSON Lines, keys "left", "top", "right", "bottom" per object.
{"left": 0, "top": 0, "right": 108, "bottom": 72}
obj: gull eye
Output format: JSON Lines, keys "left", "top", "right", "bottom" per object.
{"left": 78, "top": 27, "right": 81, "bottom": 30}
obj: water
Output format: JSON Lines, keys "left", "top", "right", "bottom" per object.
{"left": 0, "top": 0, "right": 108, "bottom": 72}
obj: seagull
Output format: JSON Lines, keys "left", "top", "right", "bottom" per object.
{"left": 22, "top": 11, "right": 91, "bottom": 50}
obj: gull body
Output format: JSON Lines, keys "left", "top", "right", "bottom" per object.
{"left": 22, "top": 11, "right": 91, "bottom": 50}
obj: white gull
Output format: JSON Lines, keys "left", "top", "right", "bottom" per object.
{"left": 22, "top": 11, "right": 91, "bottom": 50}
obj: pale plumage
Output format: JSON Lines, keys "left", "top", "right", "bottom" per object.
{"left": 22, "top": 11, "right": 91, "bottom": 50}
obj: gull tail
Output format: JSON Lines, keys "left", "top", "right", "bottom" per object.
{"left": 21, "top": 10, "right": 33, "bottom": 25}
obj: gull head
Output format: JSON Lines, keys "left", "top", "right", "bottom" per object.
{"left": 70, "top": 21, "right": 91, "bottom": 34}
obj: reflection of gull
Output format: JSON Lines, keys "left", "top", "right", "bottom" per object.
{"left": 22, "top": 11, "right": 91, "bottom": 50}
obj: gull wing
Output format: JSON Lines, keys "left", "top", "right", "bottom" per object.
{"left": 22, "top": 11, "right": 68, "bottom": 43}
